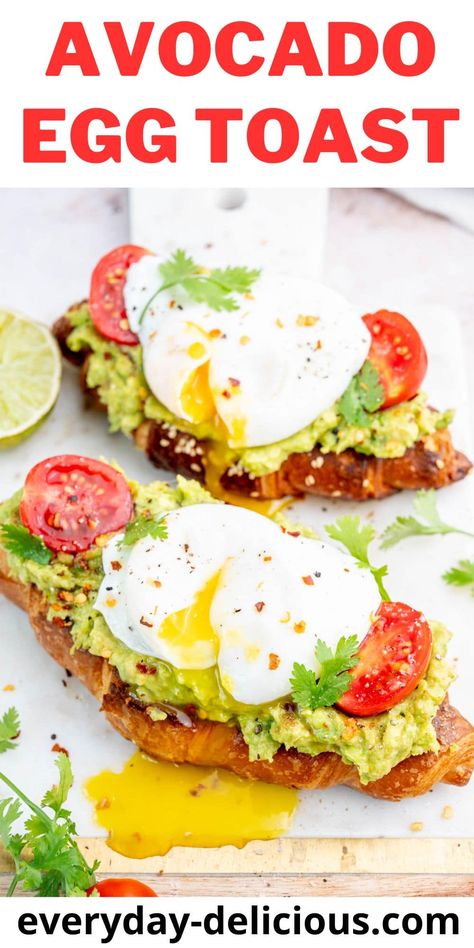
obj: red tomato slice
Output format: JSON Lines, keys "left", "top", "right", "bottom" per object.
{"left": 337, "top": 601, "right": 432, "bottom": 717}
{"left": 19, "top": 455, "right": 133, "bottom": 554}
{"left": 90, "top": 244, "right": 152, "bottom": 345}
{"left": 363, "top": 310, "right": 428, "bottom": 409}
{"left": 87, "top": 878, "right": 157, "bottom": 897}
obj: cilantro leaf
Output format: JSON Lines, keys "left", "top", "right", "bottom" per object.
{"left": 159, "top": 248, "right": 200, "bottom": 285}
{"left": 325, "top": 515, "right": 390, "bottom": 601}
{"left": 443, "top": 559, "right": 474, "bottom": 595}
{"left": 380, "top": 489, "right": 474, "bottom": 550}
{"left": 182, "top": 275, "right": 240, "bottom": 312}
{"left": 0, "top": 754, "right": 98, "bottom": 897}
{"left": 0, "top": 798, "right": 22, "bottom": 851}
{"left": 0, "top": 523, "right": 52, "bottom": 565}
{"left": 122, "top": 513, "right": 168, "bottom": 547}
{"left": 140, "top": 249, "right": 260, "bottom": 321}
{"left": 41, "top": 751, "right": 73, "bottom": 816}
{"left": 209, "top": 266, "right": 261, "bottom": 294}
{"left": 290, "top": 635, "right": 359, "bottom": 710}
{"left": 339, "top": 360, "right": 385, "bottom": 428}
{"left": 339, "top": 377, "right": 366, "bottom": 427}
{"left": 0, "top": 708, "right": 20, "bottom": 754}
{"left": 358, "top": 360, "right": 385, "bottom": 412}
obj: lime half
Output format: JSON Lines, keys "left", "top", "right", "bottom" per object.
{"left": 0, "top": 309, "right": 62, "bottom": 448}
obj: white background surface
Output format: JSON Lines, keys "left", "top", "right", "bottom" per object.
{"left": 0, "top": 188, "right": 473, "bottom": 845}
{"left": 0, "top": 1, "right": 474, "bottom": 185}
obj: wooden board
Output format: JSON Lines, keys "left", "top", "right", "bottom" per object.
{"left": 1, "top": 838, "right": 473, "bottom": 896}
{"left": 1, "top": 875, "right": 473, "bottom": 898}
{"left": 2, "top": 838, "right": 474, "bottom": 875}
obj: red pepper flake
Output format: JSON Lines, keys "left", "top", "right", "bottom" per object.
{"left": 302, "top": 575, "right": 314, "bottom": 586}
{"left": 255, "top": 601, "right": 265, "bottom": 613}
{"left": 96, "top": 798, "right": 111, "bottom": 810}
{"left": 229, "top": 377, "right": 241, "bottom": 388}
{"left": 139, "top": 616, "right": 154, "bottom": 628}
{"left": 52, "top": 616, "right": 71, "bottom": 628}
{"left": 51, "top": 743, "right": 69, "bottom": 756}
{"left": 136, "top": 662, "right": 157, "bottom": 676}
{"left": 287, "top": 531, "right": 301, "bottom": 538}
{"left": 268, "top": 653, "right": 280, "bottom": 670}
{"left": 221, "top": 389, "right": 231, "bottom": 399}
{"left": 189, "top": 782, "right": 207, "bottom": 797}
{"left": 110, "top": 560, "right": 122, "bottom": 571}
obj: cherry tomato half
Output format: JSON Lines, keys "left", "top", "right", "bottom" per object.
{"left": 87, "top": 878, "right": 157, "bottom": 897}
{"left": 19, "top": 455, "right": 133, "bottom": 554}
{"left": 337, "top": 601, "right": 432, "bottom": 717}
{"left": 90, "top": 244, "right": 152, "bottom": 345}
{"left": 363, "top": 310, "right": 428, "bottom": 409}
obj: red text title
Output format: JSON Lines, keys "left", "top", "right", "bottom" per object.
{"left": 23, "top": 20, "right": 460, "bottom": 165}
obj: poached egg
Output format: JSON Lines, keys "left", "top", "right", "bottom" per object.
{"left": 124, "top": 256, "right": 371, "bottom": 449}
{"left": 95, "top": 504, "right": 379, "bottom": 706}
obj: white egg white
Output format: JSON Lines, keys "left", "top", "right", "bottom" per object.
{"left": 95, "top": 505, "right": 380, "bottom": 706}
{"left": 124, "top": 256, "right": 371, "bottom": 449}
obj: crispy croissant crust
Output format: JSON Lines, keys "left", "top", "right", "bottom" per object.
{"left": 1, "top": 555, "right": 473, "bottom": 800}
{"left": 54, "top": 311, "right": 472, "bottom": 501}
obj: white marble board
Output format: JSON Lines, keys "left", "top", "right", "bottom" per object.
{"left": 0, "top": 189, "right": 473, "bottom": 844}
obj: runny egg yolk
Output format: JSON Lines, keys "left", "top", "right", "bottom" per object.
{"left": 180, "top": 331, "right": 247, "bottom": 443}
{"left": 85, "top": 752, "right": 298, "bottom": 858}
{"left": 204, "top": 442, "right": 295, "bottom": 519}
{"left": 158, "top": 570, "right": 220, "bottom": 667}
{"left": 180, "top": 359, "right": 215, "bottom": 424}
{"left": 180, "top": 360, "right": 247, "bottom": 448}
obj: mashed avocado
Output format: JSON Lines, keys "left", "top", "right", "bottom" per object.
{"left": 66, "top": 305, "right": 453, "bottom": 478}
{"left": 0, "top": 474, "right": 456, "bottom": 784}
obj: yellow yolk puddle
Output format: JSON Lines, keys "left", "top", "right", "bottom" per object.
{"left": 85, "top": 753, "right": 298, "bottom": 858}
{"left": 158, "top": 571, "right": 220, "bottom": 666}
{"left": 205, "top": 444, "right": 294, "bottom": 518}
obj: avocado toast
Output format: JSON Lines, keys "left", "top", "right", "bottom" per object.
{"left": 1, "top": 455, "right": 473, "bottom": 801}
{"left": 53, "top": 245, "right": 471, "bottom": 502}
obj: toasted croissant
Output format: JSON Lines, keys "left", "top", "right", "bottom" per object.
{"left": 53, "top": 312, "right": 472, "bottom": 502}
{"left": 1, "top": 558, "right": 473, "bottom": 802}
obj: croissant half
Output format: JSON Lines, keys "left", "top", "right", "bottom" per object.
{"left": 1, "top": 559, "right": 473, "bottom": 802}
{"left": 54, "top": 312, "right": 472, "bottom": 502}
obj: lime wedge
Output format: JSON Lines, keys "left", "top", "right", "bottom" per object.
{"left": 0, "top": 309, "right": 62, "bottom": 447}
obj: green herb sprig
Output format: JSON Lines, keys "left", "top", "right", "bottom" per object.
{"left": 122, "top": 513, "right": 168, "bottom": 547}
{"left": 0, "top": 708, "right": 20, "bottom": 755}
{"left": 140, "top": 249, "right": 260, "bottom": 321}
{"left": 0, "top": 524, "right": 51, "bottom": 565}
{"left": 0, "top": 753, "right": 98, "bottom": 897}
{"left": 380, "top": 489, "right": 474, "bottom": 549}
{"left": 339, "top": 361, "right": 385, "bottom": 428}
{"left": 443, "top": 560, "right": 474, "bottom": 595}
{"left": 290, "top": 636, "right": 359, "bottom": 711}
{"left": 325, "top": 515, "right": 390, "bottom": 601}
